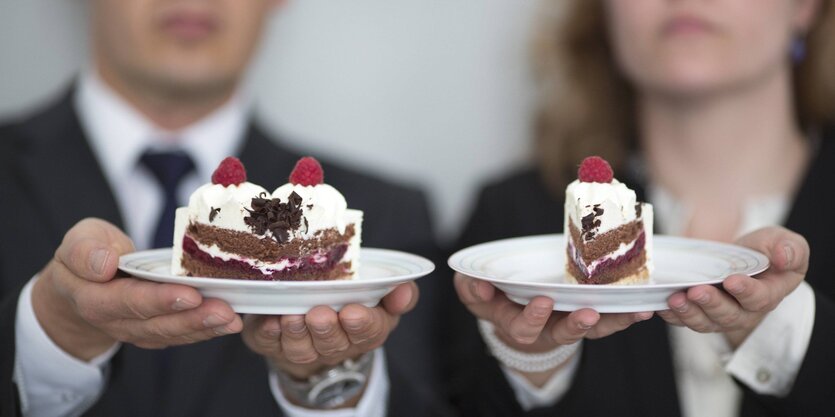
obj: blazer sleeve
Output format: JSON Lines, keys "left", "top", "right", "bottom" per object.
{"left": 739, "top": 291, "right": 835, "bottom": 416}
{"left": 1, "top": 283, "right": 24, "bottom": 417}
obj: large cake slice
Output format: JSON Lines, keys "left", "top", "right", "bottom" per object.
{"left": 564, "top": 156, "right": 653, "bottom": 285}
{"left": 172, "top": 156, "right": 362, "bottom": 281}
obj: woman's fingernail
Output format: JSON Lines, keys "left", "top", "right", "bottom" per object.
{"left": 673, "top": 301, "right": 688, "bottom": 313}
{"left": 578, "top": 321, "right": 593, "bottom": 330}
{"left": 727, "top": 282, "right": 744, "bottom": 295}
{"left": 213, "top": 325, "right": 235, "bottom": 335}
{"left": 203, "top": 314, "right": 229, "bottom": 328}
{"left": 468, "top": 280, "right": 480, "bottom": 301}
{"left": 695, "top": 293, "right": 709, "bottom": 304}
{"left": 172, "top": 297, "right": 199, "bottom": 311}
{"left": 90, "top": 249, "right": 110, "bottom": 275}
{"left": 532, "top": 304, "right": 550, "bottom": 318}
{"left": 343, "top": 319, "right": 364, "bottom": 331}
{"left": 476, "top": 284, "right": 490, "bottom": 301}
{"left": 783, "top": 244, "right": 794, "bottom": 267}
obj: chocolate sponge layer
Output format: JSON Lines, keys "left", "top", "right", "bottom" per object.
{"left": 568, "top": 220, "right": 643, "bottom": 264}
{"left": 186, "top": 222, "right": 355, "bottom": 262}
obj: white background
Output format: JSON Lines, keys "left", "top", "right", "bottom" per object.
{"left": 0, "top": 0, "right": 543, "bottom": 243}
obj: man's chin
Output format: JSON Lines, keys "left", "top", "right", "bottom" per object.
{"left": 135, "top": 70, "right": 239, "bottom": 101}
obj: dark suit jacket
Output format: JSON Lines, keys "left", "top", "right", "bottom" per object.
{"left": 0, "top": 91, "right": 452, "bottom": 417}
{"left": 447, "top": 137, "right": 835, "bottom": 416}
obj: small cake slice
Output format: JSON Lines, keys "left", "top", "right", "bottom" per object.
{"left": 564, "top": 156, "right": 653, "bottom": 285}
{"left": 172, "top": 156, "right": 363, "bottom": 281}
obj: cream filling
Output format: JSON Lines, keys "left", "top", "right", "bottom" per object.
{"left": 191, "top": 238, "right": 301, "bottom": 274}
{"left": 570, "top": 237, "right": 640, "bottom": 276}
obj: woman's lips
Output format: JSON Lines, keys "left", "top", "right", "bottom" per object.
{"left": 662, "top": 15, "right": 716, "bottom": 37}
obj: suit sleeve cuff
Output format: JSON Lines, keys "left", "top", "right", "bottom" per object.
{"left": 13, "top": 276, "right": 120, "bottom": 416}
{"left": 268, "top": 348, "right": 389, "bottom": 417}
{"left": 500, "top": 345, "right": 582, "bottom": 411}
{"left": 726, "top": 281, "right": 815, "bottom": 396}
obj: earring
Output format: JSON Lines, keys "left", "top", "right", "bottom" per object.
{"left": 791, "top": 36, "right": 806, "bottom": 63}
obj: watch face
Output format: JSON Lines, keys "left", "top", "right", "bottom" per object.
{"left": 311, "top": 373, "right": 366, "bottom": 409}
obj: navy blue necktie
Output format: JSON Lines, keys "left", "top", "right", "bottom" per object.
{"left": 140, "top": 150, "right": 196, "bottom": 249}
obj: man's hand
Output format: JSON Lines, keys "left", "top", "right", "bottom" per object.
{"left": 454, "top": 272, "right": 651, "bottom": 386}
{"left": 241, "top": 282, "right": 418, "bottom": 381}
{"left": 658, "top": 226, "right": 809, "bottom": 348}
{"left": 32, "top": 218, "right": 243, "bottom": 361}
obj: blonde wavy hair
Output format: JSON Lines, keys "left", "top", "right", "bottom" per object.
{"left": 533, "top": 0, "right": 835, "bottom": 193}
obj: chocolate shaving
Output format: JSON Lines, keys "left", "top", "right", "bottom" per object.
{"left": 581, "top": 204, "right": 604, "bottom": 240}
{"left": 244, "top": 191, "right": 307, "bottom": 243}
{"left": 635, "top": 203, "right": 642, "bottom": 218}
{"left": 209, "top": 207, "right": 221, "bottom": 223}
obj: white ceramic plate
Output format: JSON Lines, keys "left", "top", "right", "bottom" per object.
{"left": 119, "top": 248, "right": 435, "bottom": 314}
{"left": 448, "top": 234, "right": 769, "bottom": 312}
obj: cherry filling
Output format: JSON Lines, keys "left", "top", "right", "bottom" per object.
{"left": 182, "top": 236, "right": 349, "bottom": 280}
{"left": 569, "top": 232, "right": 645, "bottom": 279}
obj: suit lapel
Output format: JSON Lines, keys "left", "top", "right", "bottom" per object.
{"left": 14, "top": 90, "right": 124, "bottom": 238}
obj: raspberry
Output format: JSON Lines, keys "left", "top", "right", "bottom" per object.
{"left": 289, "top": 157, "right": 324, "bottom": 186}
{"left": 578, "top": 156, "right": 613, "bottom": 183}
{"left": 211, "top": 157, "right": 247, "bottom": 186}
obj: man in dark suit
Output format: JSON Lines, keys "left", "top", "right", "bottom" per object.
{"left": 0, "top": 1, "right": 449, "bottom": 416}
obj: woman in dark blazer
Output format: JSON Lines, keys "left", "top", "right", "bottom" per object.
{"left": 447, "top": 1, "right": 835, "bottom": 416}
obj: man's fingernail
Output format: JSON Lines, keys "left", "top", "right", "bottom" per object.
{"left": 90, "top": 249, "right": 110, "bottom": 275}
{"left": 213, "top": 325, "right": 235, "bottom": 335}
{"left": 674, "top": 301, "right": 688, "bottom": 313}
{"left": 172, "top": 297, "right": 199, "bottom": 311}
{"left": 203, "top": 314, "right": 229, "bottom": 328}
{"left": 695, "top": 293, "right": 709, "bottom": 304}
{"left": 263, "top": 319, "right": 281, "bottom": 337}
{"left": 286, "top": 320, "right": 306, "bottom": 333}
{"left": 783, "top": 244, "right": 794, "bottom": 267}
{"left": 578, "top": 321, "right": 593, "bottom": 330}
{"left": 309, "top": 323, "right": 331, "bottom": 335}
{"left": 265, "top": 327, "right": 281, "bottom": 337}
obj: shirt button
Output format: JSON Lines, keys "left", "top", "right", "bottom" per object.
{"left": 756, "top": 368, "right": 771, "bottom": 384}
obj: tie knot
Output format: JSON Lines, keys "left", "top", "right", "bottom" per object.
{"left": 140, "top": 150, "right": 196, "bottom": 195}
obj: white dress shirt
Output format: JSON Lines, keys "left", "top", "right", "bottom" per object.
{"left": 503, "top": 186, "right": 816, "bottom": 417}
{"left": 12, "top": 70, "right": 389, "bottom": 417}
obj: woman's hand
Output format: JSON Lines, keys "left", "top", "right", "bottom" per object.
{"left": 454, "top": 272, "right": 651, "bottom": 385}
{"left": 658, "top": 226, "right": 809, "bottom": 348}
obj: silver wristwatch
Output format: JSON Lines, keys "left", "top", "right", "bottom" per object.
{"left": 275, "top": 351, "right": 374, "bottom": 409}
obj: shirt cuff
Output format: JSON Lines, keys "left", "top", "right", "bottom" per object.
{"left": 500, "top": 344, "right": 582, "bottom": 411}
{"left": 13, "top": 276, "right": 121, "bottom": 417}
{"left": 726, "top": 281, "right": 815, "bottom": 396}
{"left": 268, "top": 348, "right": 389, "bottom": 417}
